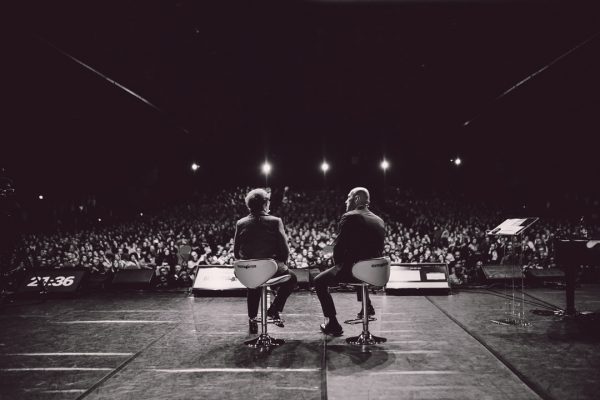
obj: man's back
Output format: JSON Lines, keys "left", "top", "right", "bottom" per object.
{"left": 333, "top": 207, "right": 385, "bottom": 272}
{"left": 233, "top": 212, "right": 289, "bottom": 263}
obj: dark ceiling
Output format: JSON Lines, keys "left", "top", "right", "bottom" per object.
{"left": 5, "top": 0, "right": 600, "bottom": 197}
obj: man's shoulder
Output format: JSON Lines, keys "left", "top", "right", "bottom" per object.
{"left": 344, "top": 208, "right": 383, "bottom": 221}
{"left": 339, "top": 210, "right": 365, "bottom": 228}
{"left": 342, "top": 210, "right": 362, "bottom": 218}
{"left": 262, "top": 215, "right": 282, "bottom": 225}
{"left": 236, "top": 215, "right": 251, "bottom": 226}
{"left": 237, "top": 214, "right": 281, "bottom": 225}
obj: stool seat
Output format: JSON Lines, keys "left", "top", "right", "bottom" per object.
{"left": 346, "top": 257, "right": 391, "bottom": 346}
{"left": 233, "top": 258, "right": 289, "bottom": 351}
{"left": 233, "top": 259, "right": 278, "bottom": 289}
{"left": 352, "top": 257, "right": 390, "bottom": 286}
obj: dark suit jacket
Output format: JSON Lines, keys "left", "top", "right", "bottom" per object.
{"left": 233, "top": 212, "right": 290, "bottom": 268}
{"left": 333, "top": 206, "right": 385, "bottom": 277}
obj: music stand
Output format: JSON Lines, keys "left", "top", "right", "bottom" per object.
{"left": 487, "top": 218, "right": 538, "bottom": 327}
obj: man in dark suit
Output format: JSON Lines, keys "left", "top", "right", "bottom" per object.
{"left": 315, "top": 187, "right": 385, "bottom": 336}
{"left": 233, "top": 188, "right": 297, "bottom": 334}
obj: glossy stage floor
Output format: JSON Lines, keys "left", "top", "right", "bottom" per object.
{"left": 1, "top": 285, "right": 599, "bottom": 400}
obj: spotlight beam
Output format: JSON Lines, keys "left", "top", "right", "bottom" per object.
{"left": 462, "top": 30, "right": 600, "bottom": 127}
{"left": 34, "top": 35, "right": 190, "bottom": 135}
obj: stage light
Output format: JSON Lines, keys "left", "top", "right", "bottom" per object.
{"left": 191, "top": 162, "right": 200, "bottom": 171}
{"left": 97, "top": 218, "right": 102, "bottom": 222}
{"left": 38, "top": 195, "right": 44, "bottom": 200}
{"left": 321, "top": 161, "right": 330, "bottom": 173}
{"left": 380, "top": 159, "right": 390, "bottom": 171}
{"left": 454, "top": 157, "right": 462, "bottom": 166}
{"left": 139, "top": 212, "right": 144, "bottom": 217}
{"left": 261, "top": 161, "right": 272, "bottom": 176}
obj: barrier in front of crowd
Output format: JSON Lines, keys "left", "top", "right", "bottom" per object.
{"left": 111, "top": 269, "right": 155, "bottom": 289}
{"left": 192, "top": 264, "right": 246, "bottom": 296}
{"left": 386, "top": 263, "right": 450, "bottom": 294}
{"left": 18, "top": 269, "right": 88, "bottom": 294}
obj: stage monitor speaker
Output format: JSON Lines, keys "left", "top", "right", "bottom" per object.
{"left": 386, "top": 263, "right": 450, "bottom": 294}
{"left": 482, "top": 265, "right": 524, "bottom": 281}
{"left": 19, "top": 269, "right": 87, "bottom": 294}
{"left": 527, "top": 268, "right": 565, "bottom": 279}
{"left": 192, "top": 265, "right": 245, "bottom": 296}
{"left": 309, "top": 267, "right": 320, "bottom": 283}
{"left": 84, "top": 273, "right": 111, "bottom": 290}
{"left": 292, "top": 268, "right": 310, "bottom": 289}
{"left": 526, "top": 268, "right": 565, "bottom": 286}
{"left": 111, "top": 269, "right": 154, "bottom": 289}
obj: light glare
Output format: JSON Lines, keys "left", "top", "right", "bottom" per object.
{"left": 261, "top": 161, "right": 272, "bottom": 175}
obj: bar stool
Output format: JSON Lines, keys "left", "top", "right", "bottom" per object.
{"left": 233, "top": 259, "right": 291, "bottom": 349}
{"left": 346, "top": 257, "right": 391, "bottom": 345}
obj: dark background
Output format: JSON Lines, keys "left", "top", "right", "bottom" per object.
{"left": 4, "top": 0, "right": 600, "bottom": 208}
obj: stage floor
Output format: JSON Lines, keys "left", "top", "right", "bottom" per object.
{"left": 1, "top": 285, "right": 599, "bottom": 400}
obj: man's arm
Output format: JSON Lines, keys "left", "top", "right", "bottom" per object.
{"left": 276, "top": 218, "right": 290, "bottom": 262}
{"left": 232, "top": 221, "right": 241, "bottom": 259}
{"left": 333, "top": 214, "right": 353, "bottom": 265}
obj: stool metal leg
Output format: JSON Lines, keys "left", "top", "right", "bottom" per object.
{"left": 244, "top": 286, "right": 285, "bottom": 349}
{"left": 346, "top": 284, "right": 387, "bottom": 345}
{"left": 262, "top": 285, "right": 268, "bottom": 335}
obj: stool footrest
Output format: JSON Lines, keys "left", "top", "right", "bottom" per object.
{"left": 346, "top": 332, "right": 387, "bottom": 345}
{"left": 343, "top": 317, "right": 377, "bottom": 325}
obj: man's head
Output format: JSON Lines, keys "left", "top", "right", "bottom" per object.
{"left": 245, "top": 188, "right": 270, "bottom": 214}
{"left": 345, "top": 187, "right": 370, "bottom": 212}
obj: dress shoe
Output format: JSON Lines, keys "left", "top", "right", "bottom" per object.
{"left": 320, "top": 321, "right": 343, "bottom": 336}
{"left": 249, "top": 318, "right": 258, "bottom": 334}
{"left": 267, "top": 309, "right": 284, "bottom": 328}
{"left": 357, "top": 304, "right": 375, "bottom": 319}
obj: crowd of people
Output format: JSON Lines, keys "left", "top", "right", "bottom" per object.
{"left": 8, "top": 186, "right": 599, "bottom": 289}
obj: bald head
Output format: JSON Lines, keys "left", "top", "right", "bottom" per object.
{"left": 345, "top": 187, "right": 370, "bottom": 211}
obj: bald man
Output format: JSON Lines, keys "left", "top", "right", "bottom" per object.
{"left": 315, "top": 187, "right": 386, "bottom": 336}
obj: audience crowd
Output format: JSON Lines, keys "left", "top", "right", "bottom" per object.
{"left": 10, "top": 186, "right": 600, "bottom": 289}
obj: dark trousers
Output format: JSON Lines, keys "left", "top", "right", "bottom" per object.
{"left": 314, "top": 265, "right": 371, "bottom": 318}
{"left": 247, "top": 270, "right": 297, "bottom": 318}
